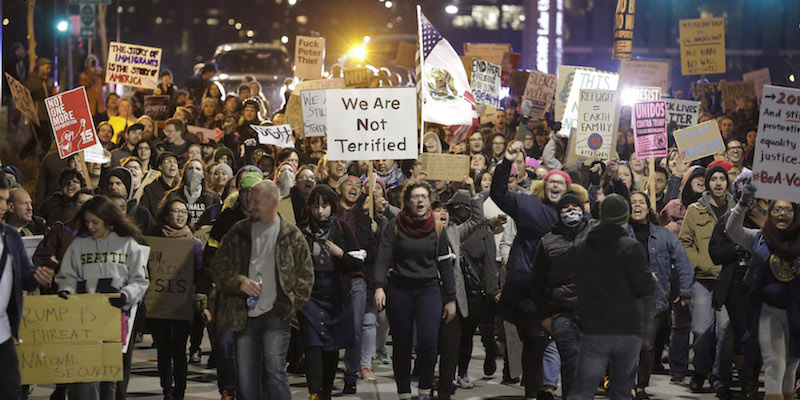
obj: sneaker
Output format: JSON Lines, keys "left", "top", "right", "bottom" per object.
{"left": 189, "top": 350, "right": 201, "bottom": 364}
{"left": 360, "top": 365, "right": 376, "bottom": 381}
{"left": 457, "top": 375, "right": 474, "bottom": 389}
{"left": 634, "top": 388, "right": 650, "bottom": 400}
{"left": 220, "top": 391, "right": 233, "bottom": 400}
{"left": 483, "top": 346, "right": 497, "bottom": 376}
{"left": 670, "top": 375, "right": 685, "bottom": 385}
{"left": 377, "top": 347, "right": 390, "bottom": 364}
{"left": 343, "top": 376, "right": 357, "bottom": 394}
{"left": 689, "top": 373, "right": 706, "bottom": 393}
{"left": 715, "top": 386, "right": 732, "bottom": 400}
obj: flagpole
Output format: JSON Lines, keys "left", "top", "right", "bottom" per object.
{"left": 417, "top": 5, "right": 424, "bottom": 157}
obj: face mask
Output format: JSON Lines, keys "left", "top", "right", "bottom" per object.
{"left": 184, "top": 169, "right": 203, "bottom": 189}
{"left": 560, "top": 208, "right": 583, "bottom": 227}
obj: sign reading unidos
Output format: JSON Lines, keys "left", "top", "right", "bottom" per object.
{"left": 325, "top": 88, "right": 417, "bottom": 161}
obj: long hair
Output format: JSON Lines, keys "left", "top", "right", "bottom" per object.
{"left": 76, "top": 196, "right": 143, "bottom": 242}
{"left": 156, "top": 197, "right": 189, "bottom": 229}
{"left": 630, "top": 191, "right": 662, "bottom": 226}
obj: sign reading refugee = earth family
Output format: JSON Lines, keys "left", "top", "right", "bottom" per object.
{"left": 752, "top": 85, "right": 800, "bottom": 201}
{"left": 575, "top": 89, "right": 619, "bottom": 160}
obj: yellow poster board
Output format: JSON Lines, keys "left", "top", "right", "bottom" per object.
{"left": 419, "top": 153, "right": 470, "bottom": 182}
{"left": 673, "top": 120, "right": 724, "bottom": 162}
{"left": 18, "top": 342, "right": 123, "bottom": 384}
{"left": 679, "top": 17, "right": 726, "bottom": 76}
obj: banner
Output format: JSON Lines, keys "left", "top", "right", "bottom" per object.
{"left": 522, "top": 71, "right": 557, "bottom": 118}
{"left": 144, "top": 95, "right": 171, "bottom": 121}
{"left": 752, "top": 85, "right": 800, "bottom": 201}
{"left": 344, "top": 68, "right": 370, "bottom": 88}
{"left": 679, "top": 18, "right": 726, "bottom": 76}
{"left": 742, "top": 68, "right": 771, "bottom": 101}
{"left": 673, "top": 120, "right": 724, "bottom": 162}
{"left": 559, "top": 69, "right": 619, "bottom": 137}
{"left": 302, "top": 90, "right": 327, "bottom": 137}
{"left": 633, "top": 100, "right": 668, "bottom": 158}
{"left": 4, "top": 73, "right": 40, "bottom": 125}
{"left": 252, "top": 124, "right": 295, "bottom": 148}
{"left": 612, "top": 0, "right": 635, "bottom": 59}
{"left": 325, "top": 88, "right": 417, "bottom": 161}
{"left": 463, "top": 43, "right": 511, "bottom": 66}
{"left": 144, "top": 236, "right": 196, "bottom": 321}
{"left": 719, "top": 81, "right": 756, "bottom": 105}
{"left": 618, "top": 59, "right": 669, "bottom": 94}
{"left": 575, "top": 89, "right": 619, "bottom": 160}
{"left": 419, "top": 153, "right": 470, "bottom": 182}
{"left": 44, "top": 87, "right": 99, "bottom": 159}
{"left": 105, "top": 42, "right": 162, "bottom": 89}
{"left": 294, "top": 36, "right": 326, "bottom": 80}
{"left": 470, "top": 59, "right": 501, "bottom": 108}
{"left": 665, "top": 98, "right": 700, "bottom": 127}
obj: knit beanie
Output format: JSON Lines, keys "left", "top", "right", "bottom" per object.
{"left": 239, "top": 171, "right": 262, "bottom": 189}
{"left": 600, "top": 193, "right": 630, "bottom": 226}
{"left": 704, "top": 165, "right": 729, "bottom": 190}
{"left": 707, "top": 160, "right": 733, "bottom": 172}
{"left": 556, "top": 191, "right": 582, "bottom": 210}
{"left": 543, "top": 170, "right": 573, "bottom": 186}
{"left": 108, "top": 166, "right": 133, "bottom": 201}
{"left": 213, "top": 163, "right": 234, "bottom": 178}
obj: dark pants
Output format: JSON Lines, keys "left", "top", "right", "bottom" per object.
{"left": 457, "top": 300, "right": 496, "bottom": 376}
{"left": 116, "top": 306, "right": 143, "bottom": 400}
{"left": 189, "top": 309, "right": 205, "bottom": 355}
{"left": 306, "top": 347, "right": 338, "bottom": 398}
{"left": 209, "top": 322, "right": 238, "bottom": 395}
{"left": 386, "top": 279, "right": 442, "bottom": 395}
{"left": 438, "top": 311, "right": 461, "bottom": 400}
{"left": 22, "top": 119, "right": 53, "bottom": 156}
{"left": 514, "top": 312, "right": 548, "bottom": 398}
{"left": 669, "top": 300, "right": 691, "bottom": 379}
{"left": 151, "top": 319, "right": 191, "bottom": 397}
{"left": 572, "top": 334, "right": 643, "bottom": 400}
{"left": 638, "top": 307, "right": 670, "bottom": 388}
{"left": 551, "top": 315, "right": 582, "bottom": 398}
{"left": 0, "top": 339, "right": 21, "bottom": 399}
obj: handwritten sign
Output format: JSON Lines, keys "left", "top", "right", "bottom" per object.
{"left": 619, "top": 59, "right": 670, "bottom": 94}
{"left": 22, "top": 235, "right": 44, "bottom": 259}
{"left": 252, "top": 124, "right": 295, "bottom": 148}
{"left": 719, "top": 81, "right": 756, "bottom": 104}
{"left": 665, "top": 98, "right": 700, "bottom": 127}
{"left": 555, "top": 66, "right": 594, "bottom": 122}
{"left": 522, "top": 70, "right": 557, "bottom": 118}
{"left": 471, "top": 59, "right": 501, "bottom": 108}
{"left": 344, "top": 68, "right": 370, "bottom": 88}
{"left": 508, "top": 70, "right": 530, "bottom": 98}
{"left": 612, "top": 0, "right": 635, "bottom": 59}
{"left": 286, "top": 78, "right": 346, "bottom": 139}
{"left": 419, "top": 153, "right": 470, "bottom": 182}
{"left": 673, "top": 120, "right": 724, "bottom": 162}
{"left": 302, "top": 90, "right": 327, "bottom": 137}
{"left": 44, "top": 87, "right": 99, "bottom": 159}
{"left": 4, "top": 73, "right": 40, "bottom": 125}
{"left": 105, "top": 41, "right": 162, "bottom": 89}
{"left": 575, "top": 89, "right": 619, "bottom": 159}
{"left": 18, "top": 342, "right": 122, "bottom": 385}
{"left": 277, "top": 196, "right": 297, "bottom": 225}
{"left": 144, "top": 95, "right": 171, "bottom": 121}
{"left": 751, "top": 85, "right": 800, "bottom": 201}
{"left": 559, "top": 69, "right": 619, "bottom": 137}
{"left": 325, "top": 88, "right": 417, "bottom": 161}
{"left": 294, "top": 36, "right": 326, "bottom": 80}
{"left": 83, "top": 142, "right": 111, "bottom": 164}
{"left": 743, "top": 68, "right": 771, "bottom": 101}
{"left": 463, "top": 43, "right": 511, "bottom": 66}
{"left": 144, "top": 237, "right": 195, "bottom": 321}
{"left": 633, "top": 100, "right": 668, "bottom": 158}
{"left": 679, "top": 18, "right": 726, "bottom": 76}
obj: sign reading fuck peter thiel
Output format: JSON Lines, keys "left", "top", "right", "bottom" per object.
{"left": 752, "top": 85, "right": 800, "bottom": 201}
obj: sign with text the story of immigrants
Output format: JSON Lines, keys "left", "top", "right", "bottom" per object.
{"left": 752, "top": 85, "right": 800, "bottom": 202}
{"left": 144, "top": 237, "right": 196, "bottom": 321}
{"left": 633, "top": 100, "right": 668, "bottom": 159}
{"left": 105, "top": 42, "right": 162, "bottom": 89}
{"left": 673, "top": 120, "right": 724, "bottom": 162}
{"left": 679, "top": 17, "right": 726, "bottom": 76}
{"left": 612, "top": 0, "right": 635, "bottom": 59}
{"left": 575, "top": 89, "right": 619, "bottom": 160}
{"left": 44, "top": 87, "right": 99, "bottom": 159}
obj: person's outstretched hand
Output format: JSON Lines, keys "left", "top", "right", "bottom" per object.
{"left": 739, "top": 183, "right": 756, "bottom": 207}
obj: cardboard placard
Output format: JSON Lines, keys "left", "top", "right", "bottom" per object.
{"left": 633, "top": 100, "right": 668, "bottom": 158}
{"left": 294, "top": 36, "right": 326, "bottom": 80}
{"left": 522, "top": 71, "right": 557, "bottom": 118}
{"left": 419, "top": 153, "right": 470, "bottom": 182}
{"left": 22, "top": 235, "right": 44, "bottom": 260}
{"left": 719, "top": 81, "right": 756, "bottom": 104}
{"left": 325, "top": 88, "right": 417, "bottom": 161}
{"left": 18, "top": 342, "right": 123, "bottom": 385}
{"left": 463, "top": 43, "right": 511, "bottom": 66}
{"left": 285, "top": 78, "right": 347, "bottom": 139}
{"left": 44, "top": 87, "right": 99, "bottom": 159}
{"left": 742, "top": 68, "right": 771, "bottom": 101}
{"left": 4, "top": 73, "right": 40, "bottom": 125}
{"left": 619, "top": 59, "right": 670, "bottom": 94}
{"left": 144, "top": 95, "right": 171, "bottom": 121}
{"left": 143, "top": 236, "right": 195, "bottom": 321}
{"left": 277, "top": 196, "right": 297, "bottom": 225}
{"left": 501, "top": 52, "right": 520, "bottom": 87}
{"left": 252, "top": 124, "right": 295, "bottom": 148}
{"left": 17, "top": 293, "right": 121, "bottom": 345}
{"left": 575, "top": 89, "right": 619, "bottom": 160}
{"left": 105, "top": 41, "right": 162, "bottom": 89}
{"left": 665, "top": 98, "right": 700, "bottom": 127}
{"left": 302, "top": 90, "right": 327, "bottom": 137}
{"left": 470, "top": 59, "right": 501, "bottom": 108}
{"left": 673, "top": 120, "right": 724, "bottom": 162}
{"left": 395, "top": 41, "right": 417, "bottom": 70}
{"left": 508, "top": 70, "right": 530, "bottom": 98}
{"left": 344, "top": 68, "right": 370, "bottom": 88}
{"left": 751, "top": 85, "right": 800, "bottom": 201}
{"left": 679, "top": 18, "right": 726, "bottom": 76}
{"left": 691, "top": 81, "right": 717, "bottom": 100}
{"left": 558, "top": 69, "right": 619, "bottom": 137}
{"left": 612, "top": 0, "right": 635, "bottom": 59}
{"left": 186, "top": 125, "right": 224, "bottom": 143}
{"left": 554, "top": 66, "right": 595, "bottom": 122}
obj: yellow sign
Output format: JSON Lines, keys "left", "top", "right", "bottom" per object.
{"left": 679, "top": 17, "right": 726, "bottom": 76}
{"left": 18, "top": 342, "right": 123, "bottom": 384}
{"left": 419, "top": 153, "right": 471, "bottom": 182}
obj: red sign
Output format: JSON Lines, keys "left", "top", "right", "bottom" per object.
{"left": 44, "top": 87, "right": 98, "bottom": 159}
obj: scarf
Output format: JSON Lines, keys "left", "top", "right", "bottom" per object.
{"left": 304, "top": 218, "right": 335, "bottom": 271}
{"left": 762, "top": 211, "right": 800, "bottom": 263}
{"left": 376, "top": 163, "right": 405, "bottom": 189}
{"left": 396, "top": 209, "right": 435, "bottom": 239}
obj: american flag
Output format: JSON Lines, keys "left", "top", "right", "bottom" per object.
{"left": 420, "top": 13, "right": 441, "bottom": 60}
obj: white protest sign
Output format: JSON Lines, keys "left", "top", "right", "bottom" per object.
{"left": 251, "top": 124, "right": 295, "bottom": 148}
{"left": 665, "top": 98, "right": 700, "bottom": 127}
{"left": 83, "top": 142, "right": 110, "bottom": 164}
{"left": 628, "top": 86, "right": 661, "bottom": 102}
{"left": 619, "top": 59, "right": 670, "bottom": 94}
{"left": 559, "top": 69, "right": 619, "bottom": 137}
{"left": 105, "top": 42, "right": 162, "bottom": 89}
{"left": 302, "top": 90, "right": 327, "bottom": 137}
{"left": 743, "top": 68, "right": 771, "bottom": 102}
{"left": 325, "top": 88, "right": 417, "bottom": 161}
{"left": 555, "top": 66, "right": 594, "bottom": 122}
{"left": 471, "top": 59, "right": 501, "bottom": 108}
{"left": 575, "top": 89, "right": 619, "bottom": 160}
{"left": 751, "top": 85, "right": 800, "bottom": 201}
{"left": 22, "top": 236, "right": 44, "bottom": 259}
{"left": 294, "top": 36, "right": 326, "bottom": 80}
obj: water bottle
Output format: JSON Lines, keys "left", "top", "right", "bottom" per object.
{"left": 246, "top": 272, "right": 262, "bottom": 310}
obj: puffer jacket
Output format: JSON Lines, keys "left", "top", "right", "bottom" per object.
{"left": 679, "top": 191, "right": 733, "bottom": 280}
{"left": 209, "top": 216, "right": 314, "bottom": 331}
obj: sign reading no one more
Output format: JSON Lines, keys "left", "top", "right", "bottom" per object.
{"left": 325, "top": 88, "right": 417, "bottom": 161}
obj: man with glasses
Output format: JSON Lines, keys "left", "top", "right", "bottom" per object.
{"left": 140, "top": 152, "right": 180, "bottom": 218}
{"left": 160, "top": 118, "right": 191, "bottom": 165}
{"left": 724, "top": 138, "right": 749, "bottom": 173}
{"left": 468, "top": 131, "right": 485, "bottom": 156}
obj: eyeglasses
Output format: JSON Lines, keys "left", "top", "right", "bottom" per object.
{"left": 727, "top": 146, "right": 743, "bottom": 151}
{"left": 771, "top": 206, "right": 794, "bottom": 215}
{"left": 297, "top": 175, "right": 316, "bottom": 182}
{"left": 170, "top": 209, "right": 189, "bottom": 215}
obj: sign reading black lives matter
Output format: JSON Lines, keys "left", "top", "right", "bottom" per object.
{"left": 325, "top": 88, "right": 417, "bottom": 161}
{"left": 752, "top": 85, "right": 800, "bottom": 201}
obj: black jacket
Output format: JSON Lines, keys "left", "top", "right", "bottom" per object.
{"left": 708, "top": 210, "right": 750, "bottom": 310}
{"left": 37, "top": 191, "right": 72, "bottom": 226}
{"left": 140, "top": 176, "right": 175, "bottom": 218}
{"left": 300, "top": 218, "right": 364, "bottom": 302}
{"left": 462, "top": 224, "right": 499, "bottom": 298}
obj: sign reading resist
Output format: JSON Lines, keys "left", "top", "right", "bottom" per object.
{"left": 252, "top": 124, "right": 295, "bottom": 148}
{"left": 325, "top": 88, "right": 417, "bottom": 161}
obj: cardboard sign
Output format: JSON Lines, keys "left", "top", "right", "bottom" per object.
{"left": 719, "top": 81, "right": 756, "bottom": 104}
{"left": 105, "top": 41, "right": 162, "bottom": 89}
{"left": 679, "top": 18, "right": 726, "bottom": 76}
{"left": 419, "top": 153, "right": 470, "bottom": 182}
{"left": 44, "top": 87, "right": 99, "bottom": 159}
{"left": 252, "top": 124, "right": 295, "bottom": 148}
{"left": 285, "top": 78, "right": 346, "bottom": 139}
{"left": 325, "top": 88, "right": 417, "bottom": 161}
{"left": 144, "top": 237, "right": 195, "bottom": 321}
{"left": 18, "top": 342, "right": 122, "bottom": 385}
{"left": 743, "top": 68, "right": 771, "bottom": 101}
{"left": 294, "top": 36, "right": 326, "bottom": 80}
{"left": 186, "top": 125, "right": 224, "bottom": 143}
{"left": 633, "top": 100, "right": 668, "bottom": 158}
{"left": 463, "top": 43, "right": 511, "bottom": 66}
{"left": 673, "top": 120, "right": 724, "bottom": 162}
{"left": 277, "top": 196, "right": 296, "bottom": 225}
{"left": 575, "top": 89, "right": 619, "bottom": 160}
{"left": 144, "top": 95, "right": 171, "bottom": 121}
{"left": 559, "top": 69, "right": 619, "bottom": 137}
{"left": 4, "top": 73, "right": 40, "bottom": 125}
{"left": 471, "top": 59, "right": 501, "bottom": 108}
{"left": 691, "top": 81, "right": 717, "bottom": 100}
{"left": 22, "top": 235, "right": 44, "bottom": 259}
{"left": 554, "top": 66, "right": 595, "bottom": 122}
{"left": 619, "top": 59, "right": 670, "bottom": 94}
{"left": 344, "top": 68, "right": 370, "bottom": 88}
{"left": 612, "top": 0, "right": 635, "bottom": 59}
{"left": 522, "top": 71, "right": 557, "bottom": 118}
{"left": 302, "top": 90, "right": 327, "bottom": 137}
{"left": 665, "top": 98, "right": 700, "bottom": 127}
{"left": 508, "top": 70, "right": 530, "bottom": 98}
{"left": 395, "top": 41, "right": 417, "bottom": 70}
{"left": 751, "top": 85, "right": 800, "bottom": 201}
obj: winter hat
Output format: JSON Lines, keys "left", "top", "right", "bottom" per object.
{"left": 239, "top": 171, "right": 262, "bottom": 190}
{"left": 213, "top": 163, "right": 234, "bottom": 178}
{"left": 108, "top": 166, "right": 133, "bottom": 200}
{"left": 680, "top": 165, "right": 706, "bottom": 206}
{"left": 338, "top": 175, "right": 362, "bottom": 190}
{"left": 556, "top": 191, "right": 582, "bottom": 210}
{"left": 542, "top": 170, "right": 573, "bottom": 186}
{"left": 157, "top": 151, "right": 178, "bottom": 166}
{"left": 704, "top": 165, "right": 729, "bottom": 190}
{"left": 126, "top": 123, "right": 145, "bottom": 134}
{"left": 600, "top": 193, "right": 630, "bottom": 226}
{"left": 707, "top": 160, "right": 733, "bottom": 172}
{"left": 525, "top": 157, "right": 540, "bottom": 169}
{"left": 214, "top": 146, "right": 236, "bottom": 164}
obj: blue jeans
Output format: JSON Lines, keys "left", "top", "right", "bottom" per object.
{"left": 542, "top": 340, "right": 561, "bottom": 388}
{"left": 235, "top": 310, "right": 292, "bottom": 400}
{"left": 344, "top": 277, "right": 367, "bottom": 382}
{"left": 690, "top": 281, "right": 731, "bottom": 388}
{"left": 211, "top": 323, "right": 238, "bottom": 395}
{"left": 572, "top": 334, "right": 642, "bottom": 400}
{"left": 552, "top": 315, "right": 582, "bottom": 397}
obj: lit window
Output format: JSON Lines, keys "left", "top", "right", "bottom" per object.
{"left": 452, "top": 15, "right": 475, "bottom": 29}
{"left": 471, "top": 6, "right": 499, "bottom": 30}
{"left": 502, "top": 5, "right": 525, "bottom": 30}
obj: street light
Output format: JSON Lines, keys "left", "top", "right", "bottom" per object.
{"left": 288, "top": 0, "right": 297, "bottom": 5}
{"left": 2, "top": 18, "right": 9, "bottom": 26}
{"left": 281, "top": 35, "right": 289, "bottom": 44}
{"left": 246, "top": 29, "right": 254, "bottom": 37}
{"left": 385, "top": 1, "right": 393, "bottom": 8}
{"left": 445, "top": 5, "right": 458, "bottom": 14}
{"left": 56, "top": 20, "right": 69, "bottom": 32}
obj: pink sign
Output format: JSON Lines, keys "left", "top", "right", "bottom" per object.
{"left": 633, "top": 100, "right": 668, "bottom": 159}
{"left": 44, "top": 87, "right": 99, "bottom": 159}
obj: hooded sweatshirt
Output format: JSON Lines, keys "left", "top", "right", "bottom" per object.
{"left": 108, "top": 167, "right": 156, "bottom": 234}
{"left": 660, "top": 165, "right": 706, "bottom": 238}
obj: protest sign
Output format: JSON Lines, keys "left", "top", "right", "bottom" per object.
{"left": 44, "top": 87, "right": 99, "bottom": 159}
{"left": 559, "top": 69, "right": 619, "bottom": 137}
{"left": 627, "top": 86, "right": 662, "bottom": 102}
{"left": 302, "top": 90, "right": 327, "bottom": 137}
{"left": 719, "top": 81, "right": 756, "bottom": 105}
{"left": 395, "top": 41, "right": 417, "bottom": 69}
{"left": 522, "top": 71, "right": 557, "bottom": 118}
{"left": 612, "top": 0, "right": 635, "bottom": 59}
{"left": 575, "top": 89, "right": 619, "bottom": 160}
{"left": 555, "top": 66, "right": 595, "bottom": 122}
{"left": 286, "top": 78, "right": 347, "bottom": 139}
{"left": 665, "top": 98, "right": 700, "bottom": 127}
{"left": 294, "top": 36, "right": 326, "bottom": 80}
{"left": 344, "top": 68, "right": 370, "bottom": 88}
{"left": 18, "top": 342, "right": 123, "bottom": 385}
{"left": 679, "top": 18, "right": 726, "bottom": 76}
{"left": 325, "top": 88, "right": 417, "bottom": 161}
{"left": 633, "top": 100, "right": 668, "bottom": 158}
{"left": 673, "top": 120, "right": 724, "bottom": 162}
{"left": 743, "top": 68, "right": 771, "bottom": 101}
{"left": 252, "top": 124, "right": 295, "bottom": 148}
{"left": 4, "top": 73, "right": 40, "bottom": 125}
{"left": 144, "top": 95, "right": 171, "bottom": 121}
{"left": 22, "top": 235, "right": 44, "bottom": 259}
{"left": 144, "top": 237, "right": 195, "bottom": 321}
{"left": 419, "top": 153, "right": 470, "bottom": 182}
{"left": 83, "top": 142, "right": 110, "bottom": 164}
{"left": 751, "top": 85, "right": 800, "bottom": 201}
{"left": 618, "top": 59, "right": 670, "bottom": 94}
{"left": 509, "top": 70, "right": 530, "bottom": 98}
{"left": 105, "top": 42, "right": 162, "bottom": 89}
{"left": 463, "top": 43, "right": 511, "bottom": 66}
{"left": 501, "top": 52, "right": 520, "bottom": 87}
{"left": 186, "top": 125, "right": 223, "bottom": 143}
{"left": 277, "top": 196, "right": 297, "bottom": 225}
{"left": 471, "top": 59, "right": 501, "bottom": 108}
{"left": 691, "top": 81, "right": 717, "bottom": 100}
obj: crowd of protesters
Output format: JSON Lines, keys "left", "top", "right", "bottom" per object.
{"left": 0, "top": 45, "right": 799, "bottom": 400}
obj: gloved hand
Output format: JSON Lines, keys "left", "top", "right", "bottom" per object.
{"left": 739, "top": 183, "right": 756, "bottom": 207}
{"left": 57, "top": 290, "right": 70, "bottom": 300}
{"left": 109, "top": 293, "right": 127, "bottom": 309}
